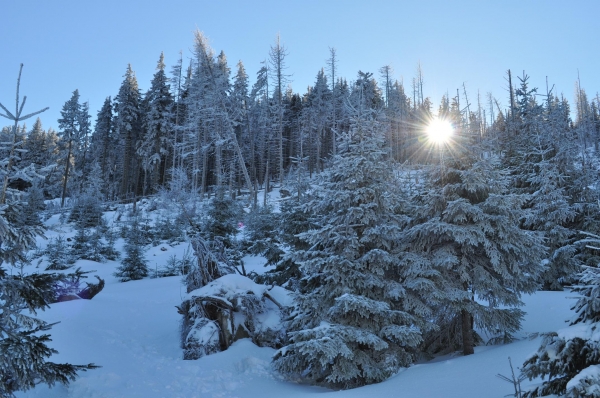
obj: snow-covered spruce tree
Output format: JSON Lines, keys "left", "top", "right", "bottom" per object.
{"left": 45, "top": 236, "right": 73, "bottom": 271}
{"left": 252, "top": 196, "right": 311, "bottom": 291}
{"left": 402, "top": 138, "right": 545, "bottom": 356}
{"left": 69, "top": 162, "right": 105, "bottom": 229}
{"left": 89, "top": 97, "right": 115, "bottom": 200}
{"left": 114, "top": 217, "right": 148, "bottom": 282}
{"left": 521, "top": 265, "right": 600, "bottom": 397}
{"left": 21, "top": 178, "right": 45, "bottom": 228}
{"left": 501, "top": 74, "right": 580, "bottom": 291}
{"left": 0, "top": 64, "right": 96, "bottom": 397}
{"left": 57, "top": 89, "right": 82, "bottom": 207}
{"left": 202, "top": 186, "right": 243, "bottom": 249}
{"left": 114, "top": 64, "right": 142, "bottom": 200}
{"left": 242, "top": 204, "right": 283, "bottom": 268}
{"left": 273, "top": 103, "right": 424, "bottom": 389}
{"left": 138, "top": 52, "right": 173, "bottom": 194}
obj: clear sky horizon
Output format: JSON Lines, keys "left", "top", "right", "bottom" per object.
{"left": 2, "top": 0, "right": 599, "bottom": 131}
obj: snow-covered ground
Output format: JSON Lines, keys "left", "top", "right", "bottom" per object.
{"left": 16, "top": 206, "right": 575, "bottom": 398}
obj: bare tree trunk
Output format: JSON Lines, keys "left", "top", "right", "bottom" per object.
{"left": 61, "top": 139, "right": 73, "bottom": 207}
{"left": 263, "top": 159, "right": 269, "bottom": 207}
{"left": 201, "top": 127, "right": 208, "bottom": 198}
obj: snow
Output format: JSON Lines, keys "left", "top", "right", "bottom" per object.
{"left": 15, "top": 262, "right": 575, "bottom": 398}
{"left": 557, "top": 322, "right": 600, "bottom": 341}
{"left": 566, "top": 365, "right": 600, "bottom": 395}
{"left": 14, "top": 207, "right": 577, "bottom": 398}
{"left": 187, "top": 274, "right": 293, "bottom": 308}
{"left": 241, "top": 255, "right": 274, "bottom": 275}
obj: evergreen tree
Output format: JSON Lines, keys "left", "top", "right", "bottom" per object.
{"left": 138, "top": 53, "right": 173, "bottom": 194}
{"left": 269, "top": 34, "right": 290, "bottom": 186}
{"left": 57, "top": 89, "right": 81, "bottom": 207}
{"left": 402, "top": 140, "right": 545, "bottom": 356}
{"left": 302, "top": 69, "right": 331, "bottom": 174}
{"left": 21, "top": 179, "right": 45, "bottom": 228}
{"left": 89, "top": 97, "right": 115, "bottom": 200}
{"left": 74, "top": 101, "right": 92, "bottom": 191}
{"left": 45, "top": 236, "right": 73, "bottom": 271}
{"left": 114, "top": 65, "right": 142, "bottom": 200}
{"left": 522, "top": 265, "right": 600, "bottom": 397}
{"left": 501, "top": 74, "right": 581, "bottom": 290}
{"left": 0, "top": 64, "right": 96, "bottom": 397}
{"left": 202, "top": 187, "right": 242, "bottom": 249}
{"left": 114, "top": 217, "right": 148, "bottom": 282}
{"left": 273, "top": 108, "right": 423, "bottom": 389}
{"left": 21, "top": 118, "right": 51, "bottom": 171}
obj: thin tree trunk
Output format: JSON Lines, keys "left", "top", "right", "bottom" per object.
{"left": 61, "top": 139, "right": 73, "bottom": 207}
{"left": 461, "top": 309, "right": 474, "bottom": 355}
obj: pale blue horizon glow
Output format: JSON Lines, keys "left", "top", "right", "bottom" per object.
{"left": 2, "top": 0, "right": 599, "bottom": 131}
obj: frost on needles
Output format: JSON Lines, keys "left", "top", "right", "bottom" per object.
{"left": 273, "top": 95, "right": 424, "bottom": 389}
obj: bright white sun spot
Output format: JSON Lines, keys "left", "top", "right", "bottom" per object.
{"left": 426, "top": 118, "right": 454, "bottom": 144}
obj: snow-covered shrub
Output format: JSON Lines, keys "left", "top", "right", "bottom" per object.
{"left": 179, "top": 274, "right": 291, "bottom": 360}
{"left": 521, "top": 267, "right": 600, "bottom": 397}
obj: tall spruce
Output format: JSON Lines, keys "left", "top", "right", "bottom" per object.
{"left": 57, "top": 89, "right": 81, "bottom": 207}
{"left": 115, "top": 64, "right": 142, "bottom": 200}
{"left": 89, "top": 97, "right": 114, "bottom": 200}
{"left": 138, "top": 53, "right": 173, "bottom": 194}
{"left": 501, "top": 74, "right": 581, "bottom": 290}
{"left": 402, "top": 134, "right": 545, "bottom": 356}
{"left": 273, "top": 101, "right": 423, "bottom": 389}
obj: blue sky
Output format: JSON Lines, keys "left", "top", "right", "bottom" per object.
{"left": 1, "top": 0, "right": 599, "bottom": 131}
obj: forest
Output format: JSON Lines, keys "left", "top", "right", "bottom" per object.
{"left": 2, "top": 30, "right": 600, "bottom": 398}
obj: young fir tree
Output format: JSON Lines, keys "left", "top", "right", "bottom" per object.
{"left": 522, "top": 264, "right": 600, "bottom": 397}
{"left": 1, "top": 64, "right": 96, "bottom": 397}
{"left": 114, "top": 217, "right": 148, "bottom": 282}
{"left": 202, "top": 187, "right": 242, "bottom": 249}
{"left": 273, "top": 105, "right": 423, "bottom": 389}
{"left": 402, "top": 133, "right": 545, "bottom": 356}
{"left": 252, "top": 196, "right": 311, "bottom": 291}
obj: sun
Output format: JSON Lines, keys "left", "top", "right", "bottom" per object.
{"left": 426, "top": 118, "right": 454, "bottom": 144}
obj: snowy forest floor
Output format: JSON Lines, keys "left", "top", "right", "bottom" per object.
{"left": 15, "top": 207, "right": 574, "bottom": 398}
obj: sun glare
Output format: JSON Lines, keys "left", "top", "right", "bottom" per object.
{"left": 426, "top": 118, "right": 454, "bottom": 144}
